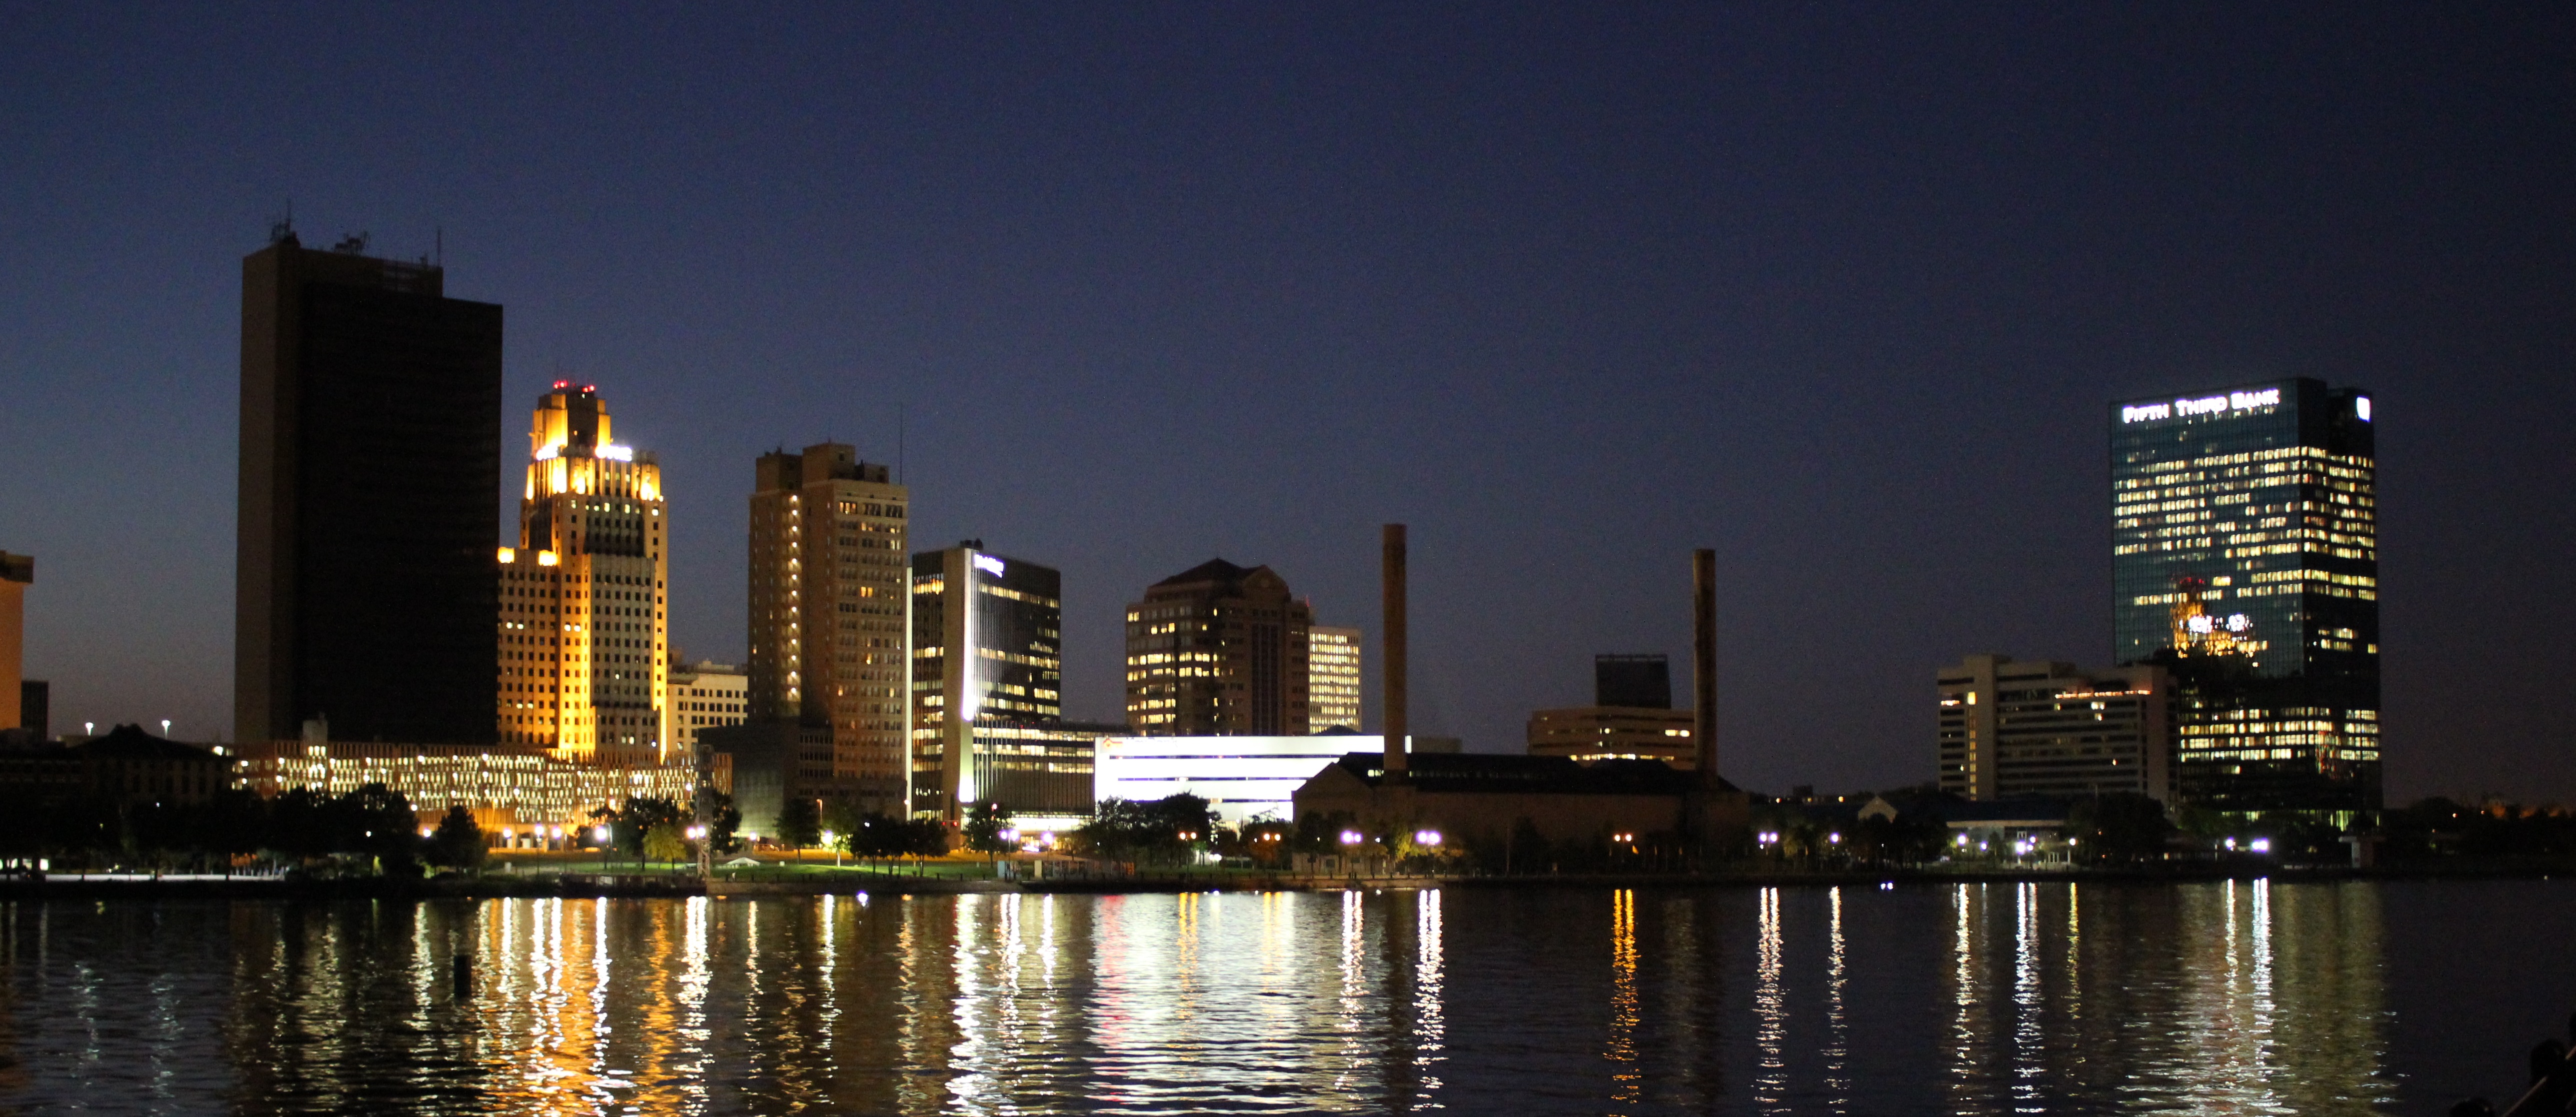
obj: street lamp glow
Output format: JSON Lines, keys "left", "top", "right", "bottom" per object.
{"left": 2248, "top": 837, "right": 2272, "bottom": 854}
{"left": 592, "top": 825, "right": 611, "bottom": 842}
{"left": 1412, "top": 829, "right": 1441, "bottom": 846}
{"left": 1338, "top": 830, "right": 1364, "bottom": 845}
{"left": 820, "top": 830, "right": 837, "bottom": 847}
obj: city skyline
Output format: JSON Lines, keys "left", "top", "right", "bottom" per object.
{"left": 3, "top": 6, "right": 2568, "bottom": 801}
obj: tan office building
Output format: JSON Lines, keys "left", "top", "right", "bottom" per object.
{"left": 1125, "top": 560, "right": 1311, "bottom": 735}
{"left": 749, "top": 443, "right": 910, "bottom": 798}
{"left": 1, "top": 552, "right": 27, "bottom": 736}
{"left": 667, "top": 660, "right": 749, "bottom": 752}
{"left": 1936, "top": 654, "right": 2173, "bottom": 802}
{"left": 496, "top": 384, "right": 668, "bottom": 766}
{"left": 1526, "top": 707, "right": 1696, "bottom": 767}
{"left": 1307, "top": 625, "right": 1362, "bottom": 733}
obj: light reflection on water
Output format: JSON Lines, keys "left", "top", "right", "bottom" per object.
{"left": 0, "top": 880, "right": 2531, "bottom": 1114}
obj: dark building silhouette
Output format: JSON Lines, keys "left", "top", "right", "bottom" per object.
{"left": 236, "top": 232, "right": 504, "bottom": 746}
{"left": 1593, "top": 653, "right": 1672, "bottom": 709}
{"left": 1124, "top": 559, "right": 1312, "bottom": 735}
{"left": 2111, "top": 378, "right": 2378, "bottom": 821}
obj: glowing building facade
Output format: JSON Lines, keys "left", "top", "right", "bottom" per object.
{"left": 748, "top": 444, "right": 910, "bottom": 799}
{"left": 912, "top": 543, "right": 1063, "bottom": 815}
{"left": 1124, "top": 559, "right": 1311, "bottom": 735}
{"left": 1935, "top": 654, "right": 2173, "bottom": 802}
{"left": 1307, "top": 626, "right": 1362, "bottom": 733}
{"left": 2111, "top": 378, "right": 2379, "bottom": 820}
{"left": 496, "top": 384, "right": 668, "bottom": 766}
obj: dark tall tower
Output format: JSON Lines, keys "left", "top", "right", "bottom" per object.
{"left": 2111, "top": 378, "right": 2379, "bottom": 821}
{"left": 236, "top": 232, "right": 505, "bottom": 746}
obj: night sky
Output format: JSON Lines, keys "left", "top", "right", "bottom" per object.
{"left": 3, "top": 5, "right": 2569, "bottom": 801}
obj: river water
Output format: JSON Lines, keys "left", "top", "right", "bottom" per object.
{"left": 2, "top": 879, "right": 2570, "bottom": 1115}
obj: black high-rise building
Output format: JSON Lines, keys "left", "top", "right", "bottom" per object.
{"left": 236, "top": 232, "right": 504, "bottom": 746}
{"left": 2111, "top": 378, "right": 2378, "bottom": 821}
{"left": 1594, "top": 653, "right": 1672, "bottom": 709}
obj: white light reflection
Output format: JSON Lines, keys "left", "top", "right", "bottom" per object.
{"left": 1755, "top": 886, "right": 1786, "bottom": 1111}
{"left": 1414, "top": 889, "right": 1446, "bottom": 1100}
{"left": 2013, "top": 882, "right": 2041, "bottom": 1110}
{"left": 679, "top": 896, "right": 711, "bottom": 1111}
{"left": 1334, "top": 890, "right": 1366, "bottom": 1090}
{"left": 1826, "top": 885, "right": 1849, "bottom": 1112}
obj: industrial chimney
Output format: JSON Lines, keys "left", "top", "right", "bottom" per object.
{"left": 1382, "top": 523, "right": 1408, "bottom": 781}
{"left": 1692, "top": 548, "right": 1718, "bottom": 784}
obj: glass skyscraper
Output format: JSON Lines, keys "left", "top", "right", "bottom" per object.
{"left": 2110, "top": 377, "right": 2379, "bottom": 821}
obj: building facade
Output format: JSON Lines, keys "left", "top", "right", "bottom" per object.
{"left": 748, "top": 444, "right": 910, "bottom": 797}
{"left": 912, "top": 543, "right": 1063, "bottom": 815}
{"left": 1, "top": 552, "right": 26, "bottom": 740}
{"left": 1124, "top": 559, "right": 1312, "bottom": 735}
{"left": 2111, "top": 379, "right": 2379, "bottom": 821}
{"left": 1307, "top": 626, "right": 1362, "bottom": 733}
{"left": 1524, "top": 652, "right": 1694, "bottom": 767}
{"left": 496, "top": 385, "right": 668, "bottom": 766}
{"left": 1098, "top": 733, "right": 1436, "bottom": 825}
{"left": 1592, "top": 653, "right": 1672, "bottom": 709}
{"left": 237, "top": 232, "right": 504, "bottom": 748}
{"left": 667, "top": 660, "right": 749, "bottom": 753}
{"left": 1526, "top": 708, "right": 1696, "bottom": 767}
{"left": 1935, "top": 654, "right": 2173, "bottom": 802}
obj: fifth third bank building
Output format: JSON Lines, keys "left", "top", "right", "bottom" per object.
{"left": 2111, "top": 378, "right": 2380, "bottom": 825}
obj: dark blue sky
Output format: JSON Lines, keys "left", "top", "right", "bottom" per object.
{"left": 3, "top": 4, "right": 2569, "bottom": 800}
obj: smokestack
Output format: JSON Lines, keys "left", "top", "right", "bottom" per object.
{"left": 1692, "top": 548, "right": 1717, "bottom": 784}
{"left": 1382, "top": 523, "right": 1408, "bottom": 781}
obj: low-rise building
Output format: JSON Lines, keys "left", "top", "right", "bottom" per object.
{"left": 1292, "top": 752, "right": 1704, "bottom": 846}
{"left": 1097, "top": 733, "right": 1460, "bottom": 825}
{"left": 1526, "top": 653, "right": 1695, "bottom": 767}
{"left": 237, "top": 720, "right": 694, "bottom": 832}
{"left": 1937, "top": 654, "right": 2173, "bottom": 803}
{"left": 668, "top": 660, "right": 749, "bottom": 752}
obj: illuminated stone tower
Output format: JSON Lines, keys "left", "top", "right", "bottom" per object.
{"left": 2111, "top": 378, "right": 2378, "bottom": 821}
{"left": 748, "top": 444, "right": 911, "bottom": 799}
{"left": 497, "top": 384, "right": 668, "bottom": 766}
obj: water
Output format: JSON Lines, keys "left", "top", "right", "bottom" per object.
{"left": 3, "top": 879, "right": 2571, "bottom": 1115}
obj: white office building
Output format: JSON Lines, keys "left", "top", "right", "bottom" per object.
{"left": 1097, "top": 734, "right": 1451, "bottom": 825}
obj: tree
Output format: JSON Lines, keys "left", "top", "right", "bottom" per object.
{"left": 612, "top": 796, "right": 686, "bottom": 858}
{"left": 426, "top": 805, "right": 487, "bottom": 870}
{"left": 963, "top": 801, "right": 1012, "bottom": 857}
{"left": 644, "top": 821, "right": 690, "bottom": 863}
{"left": 775, "top": 796, "right": 823, "bottom": 848}
{"left": 2068, "top": 792, "right": 2175, "bottom": 865}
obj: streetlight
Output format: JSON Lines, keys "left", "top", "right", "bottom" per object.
{"left": 1412, "top": 829, "right": 1441, "bottom": 846}
{"left": 161, "top": 719, "right": 172, "bottom": 736}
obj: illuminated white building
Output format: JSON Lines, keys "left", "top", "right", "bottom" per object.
{"left": 496, "top": 383, "right": 668, "bottom": 766}
{"left": 1307, "top": 625, "right": 1361, "bottom": 733}
{"left": 1097, "top": 734, "right": 1447, "bottom": 825}
{"left": 1937, "top": 654, "right": 2173, "bottom": 803}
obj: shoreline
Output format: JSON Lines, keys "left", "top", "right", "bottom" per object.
{"left": 1, "top": 859, "right": 2569, "bottom": 900}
